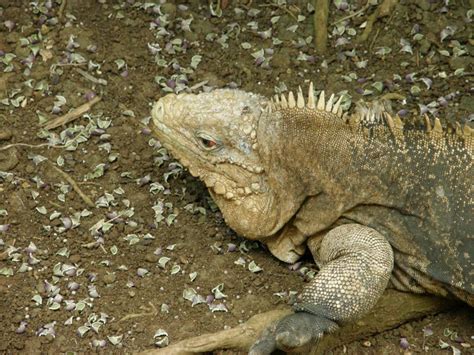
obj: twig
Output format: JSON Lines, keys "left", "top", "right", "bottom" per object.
{"left": 0, "top": 143, "right": 63, "bottom": 151}
{"left": 139, "top": 308, "right": 292, "bottom": 355}
{"left": 380, "top": 93, "right": 405, "bottom": 101}
{"left": 56, "top": 62, "right": 88, "bottom": 67}
{"left": 259, "top": 2, "right": 298, "bottom": 22}
{"left": 314, "top": 0, "right": 329, "bottom": 54}
{"left": 138, "top": 291, "right": 458, "bottom": 355}
{"left": 369, "top": 6, "right": 397, "bottom": 51}
{"left": 58, "top": 0, "right": 67, "bottom": 20}
{"left": 118, "top": 302, "right": 158, "bottom": 323}
{"left": 331, "top": 2, "right": 371, "bottom": 26}
{"left": 357, "top": 0, "right": 399, "bottom": 43}
{"left": 188, "top": 80, "right": 209, "bottom": 91}
{"left": 74, "top": 68, "right": 108, "bottom": 85}
{"left": 43, "top": 96, "right": 101, "bottom": 130}
{"left": 47, "top": 161, "right": 95, "bottom": 208}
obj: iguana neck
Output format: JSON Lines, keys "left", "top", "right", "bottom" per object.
{"left": 261, "top": 109, "right": 408, "bottom": 208}
{"left": 263, "top": 108, "right": 471, "bottom": 217}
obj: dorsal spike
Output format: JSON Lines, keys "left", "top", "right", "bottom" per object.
{"left": 384, "top": 112, "right": 395, "bottom": 131}
{"left": 347, "top": 114, "right": 360, "bottom": 129}
{"left": 325, "top": 93, "right": 335, "bottom": 112}
{"left": 288, "top": 91, "right": 296, "bottom": 108}
{"left": 264, "top": 102, "right": 272, "bottom": 113}
{"left": 433, "top": 117, "right": 442, "bottom": 133}
{"left": 317, "top": 90, "right": 325, "bottom": 110}
{"left": 274, "top": 95, "right": 280, "bottom": 105}
{"left": 280, "top": 94, "right": 288, "bottom": 108}
{"left": 423, "top": 114, "right": 432, "bottom": 132}
{"left": 297, "top": 86, "right": 305, "bottom": 108}
{"left": 463, "top": 125, "right": 473, "bottom": 137}
{"left": 393, "top": 115, "right": 404, "bottom": 129}
{"left": 455, "top": 122, "right": 463, "bottom": 136}
{"left": 307, "top": 82, "right": 315, "bottom": 109}
{"left": 332, "top": 95, "right": 343, "bottom": 115}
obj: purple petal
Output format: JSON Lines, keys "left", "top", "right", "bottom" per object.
{"left": 397, "top": 109, "right": 409, "bottom": 117}
{"left": 68, "top": 281, "right": 80, "bottom": 291}
{"left": 0, "top": 224, "right": 10, "bottom": 233}
{"left": 61, "top": 217, "right": 72, "bottom": 230}
{"left": 84, "top": 92, "right": 96, "bottom": 101}
{"left": 205, "top": 295, "right": 214, "bottom": 304}
{"left": 400, "top": 337, "right": 410, "bottom": 350}
{"left": 16, "top": 321, "right": 28, "bottom": 334}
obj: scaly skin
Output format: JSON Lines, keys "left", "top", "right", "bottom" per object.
{"left": 151, "top": 84, "right": 473, "bottom": 353}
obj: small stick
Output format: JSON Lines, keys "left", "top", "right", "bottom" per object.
{"left": 369, "top": 6, "right": 397, "bottom": 50}
{"left": 0, "top": 143, "right": 63, "bottom": 151}
{"left": 139, "top": 309, "right": 292, "bottom": 355}
{"left": 47, "top": 162, "right": 95, "bottom": 208}
{"left": 43, "top": 96, "right": 101, "bottom": 130}
{"left": 58, "top": 0, "right": 67, "bottom": 20}
{"left": 357, "top": 0, "right": 399, "bottom": 43}
{"left": 331, "top": 2, "right": 371, "bottom": 26}
{"left": 74, "top": 68, "right": 108, "bottom": 85}
{"left": 314, "top": 0, "right": 329, "bottom": 54}
{"left": 379, "top": 92, "right": 405, "bottom": 101}
{"left": 259, "top": 2, "right": 299, "bottom": 22}
{"left": 118, "top": 302, "right": 158, "bottom": 323}
{"left": 188, "top": 80, "right": 209, "bottom": 91}
{"left": 138, "top": 291, "right": 457, "bottom": 355}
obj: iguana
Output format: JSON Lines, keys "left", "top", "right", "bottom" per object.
{"left": 150, "top": 83, "right": 473, "bottom": 354}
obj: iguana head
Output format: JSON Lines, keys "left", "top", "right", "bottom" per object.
{"left": 151, "top": 88, "right": 304, "bottom": 240}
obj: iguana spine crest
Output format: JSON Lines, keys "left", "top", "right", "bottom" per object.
{"left": 271, "top": 82, "right": 473, "bottom": 143}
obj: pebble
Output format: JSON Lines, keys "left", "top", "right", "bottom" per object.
{"left": 0, "top": 130, "right": 12, "bottom": 141}
{"left": 36, "top": 280, "right": 46, "bottom": 294}
{"left": 103, "top": 273, "right": 116, "bottom": 285}
{"left": 69, "top": 254, "right": 81, "bottom": 264}
{"left": 145, "top": 253, "right": 159, "bottom": 263}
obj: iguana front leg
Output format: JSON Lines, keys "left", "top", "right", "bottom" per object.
{"left": 250, "top": 224, "right": 394, "bottom": 354}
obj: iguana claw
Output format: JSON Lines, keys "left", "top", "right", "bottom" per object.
{"left": 249, "top": 312, "right": 338, "bottom": 354}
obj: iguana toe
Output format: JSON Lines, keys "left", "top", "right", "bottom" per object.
{"left": 250, "top": 312, "right": 338, "bottom": 353}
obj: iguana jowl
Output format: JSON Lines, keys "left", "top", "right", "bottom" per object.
{"left": 151, "top": 83, "right": 473, "bottom": 353}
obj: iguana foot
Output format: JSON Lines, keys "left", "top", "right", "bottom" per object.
{"left": 249, "top": 312, "right": 338, "bottom": 354}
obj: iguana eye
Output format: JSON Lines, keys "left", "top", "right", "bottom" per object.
{"left": 196, "top": 133, "right": 219, "bottom": 150}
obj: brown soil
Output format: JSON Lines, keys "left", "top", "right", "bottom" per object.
{"left": 0, "top": 0, "right": 472, "bottom": 354}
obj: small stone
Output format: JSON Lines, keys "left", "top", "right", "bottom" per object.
{"left": 40, "top": 24, "right": 50, "bottom": 35}
{"left": 103, "top": 273, "right": 116, "bottom": 285}
{"left": 36, "top": 281, "right": 46, "bottom": 295}
{"left": 0, "top": 130, "right": 12, "bottom": 141}
{"left": 69, "top": 254, "right": 81, "bottom": 264}
{"left": 448, "top": 56, "right": 472, "bottom": 71}
{"left": 418, "top": 39, "right": 431, "bottom": 55}
{"left": 145, "top": 254, "right": 159, "bottom": 263}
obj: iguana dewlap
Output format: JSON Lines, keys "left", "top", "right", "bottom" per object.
{"left": 151, "top": 84, "right": 473, "bottom": 353}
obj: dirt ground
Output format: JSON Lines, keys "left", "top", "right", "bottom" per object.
{"left": 0, "top": 0, "right": 472, "bottom": 354}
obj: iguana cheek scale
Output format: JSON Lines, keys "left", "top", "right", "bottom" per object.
{"left": 151, "top": 83, "right": 473, "bottom": 354}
